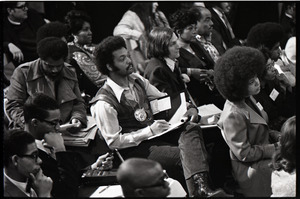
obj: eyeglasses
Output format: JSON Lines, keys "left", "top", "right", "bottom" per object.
{"left": 137, "top": 170, "right": 169, "bottom": 189}
{"left": 18, "top": 152, "right": 39, "bottom": 162}
{"left": 40, "top": 119, "right": 60, "bottom": 127}
{"left": 14, "top": 4, "right": 28, "bottom": 10}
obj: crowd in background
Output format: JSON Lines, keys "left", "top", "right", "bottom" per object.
{"left": 3, "top": 1, "right": 296, "bottom": 198}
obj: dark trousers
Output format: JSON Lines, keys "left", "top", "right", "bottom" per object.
{"left": 118, "top": 122, "right": 209, "bottom": 196}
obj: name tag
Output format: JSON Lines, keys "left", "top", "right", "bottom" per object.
{"left": 269, "top": 89, "right": 279, "bottom": 101}
{"left": 256, "top": 102, "right": 264, "bottom": 111}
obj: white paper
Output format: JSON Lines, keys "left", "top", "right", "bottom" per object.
{"left": 150, "top": 96, "right": 171, "bottom": 115}
{"left": 148, "top": 92, "right": 187, "bottom": 140}
{"left": 168, "top": 93, "right": 187, "bottom": 125}
{"left": 197, "top": 104, "right": 222, "bottom": 117}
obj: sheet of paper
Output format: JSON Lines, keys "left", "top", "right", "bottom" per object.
{"left": 147, "top": 120, "right": 184, "bottom": 140}
{"left": 150, "top": 96, "right": 171, "bottom": 115}
{"left": 168, "top": 92, "right": 187, "bottom": 125}
{"left": 197, "top": 104, "right": 222, "bottom": 117}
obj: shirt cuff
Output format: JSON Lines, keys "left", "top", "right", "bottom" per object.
{"left": 263, "top": 144, "right": 276, "bottom": 159}
{"left": 131, "top": 126, "right": 153, "bottom": 142}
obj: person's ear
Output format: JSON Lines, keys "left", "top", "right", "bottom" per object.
{"left": 11, "top": 155, "right": 19, "bottom": 167}
{"left": 106, "top": 64, "right": 113, "bottom": 72}
{"left": 175, "top": 29, "right": 181, "bottom": 37}
{"left": 31, "top": 118, "right": 39, "bottom": 127}
{"left": 7, "top": 8, "right": 13, "bottom": 15}
{"left": 134, "top": 188, "right": 145, "bottom": 197}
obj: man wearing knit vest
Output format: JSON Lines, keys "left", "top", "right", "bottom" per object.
{"left": 90, "top": 36, "right": 228, "bottom": 197}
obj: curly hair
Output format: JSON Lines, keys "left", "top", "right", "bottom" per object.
{"left": 37, "top": 37, "right": 68, "bottom": 60}
{"left": 246, "top": 22, "right": 284, "bottom": 50}
{"left": 169, "top": 9, "right": 197, "bottom": 34}
{"left": 147, "top": 27, "right": 174, "bottom": 60}
{"left": 214, "top": 46, "right": 266, "bottom": 102}
{"left": 93, "top": 36, "right": 126, "bottom": 76}
{"left": 36, "top": 21, "right": 68, "bottom": 43}
{"left": 64, "top": 10, "right": 91, "bottom": 41}
{"left": 270, "top": 116, "right": 296, "bottom": 173}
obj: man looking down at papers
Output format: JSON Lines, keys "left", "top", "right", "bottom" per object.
{"left": 23, "top": 93, "right": 113, "bottom": 197}
{"left": 90, "top": 36, "right": 227, "bottom": 197}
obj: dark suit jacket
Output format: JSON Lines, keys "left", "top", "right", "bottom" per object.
{"left": 209, "top": 8, "right": 240, "bottom": 49}
{"left": 144, "top": 58, "right": 186, "bottom": 98}
{"left": 177, "top": 42, "right": 225, "bottom": 108}
{"left": 4, "top": 175, "right": 29, "bottom": 197}
{"left": 38, "top": 149, "right": 83, "bottom": 197}
{"left": 211, "top": 29, "right": 226, "bottom": 55}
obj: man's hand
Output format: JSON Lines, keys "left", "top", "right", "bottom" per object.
{"left": 150, "top": 120, "right": 170, "bottom": 135}
{"left": 184, "top": 108, "right": 199, "bottom": 123}
{"left": 31, "top": 170, "right": 53, "bottom": 197}
{"left": 8, "top": 43, "right": 24, "bottom": 63}
{"left": 190, "top": 68, "right": 209, "bottom": 83}
{"left": 43, "top": 132, "right": 66, "bottom": 152}
{"left": 67, "top": 119, "right": 82, "bottom": 133}
{"left": 92, "top": 152, "right": 114, "bottom": 170}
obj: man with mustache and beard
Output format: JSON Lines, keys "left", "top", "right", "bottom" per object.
{"left": 5, "top": 37, "right": 87, "bottom": 131}
{"left": 90, "top": 36, "right": 227, "bottom": 197}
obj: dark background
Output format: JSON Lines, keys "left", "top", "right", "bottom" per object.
{"left": 38, "top": 1, "right": 283, "bottom": 44}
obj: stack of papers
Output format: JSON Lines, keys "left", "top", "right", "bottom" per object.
{"left": 62, "top": 116, "right": 97, "bottom": 147}
{"left": 197, "top": 104, "right": 222, "bottom": 129}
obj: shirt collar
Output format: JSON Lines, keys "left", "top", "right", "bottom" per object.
{"left": 164, "top": 57, "right": 176, "bottom": 72}
{"left": 213, "top": 7, "right": 224, "bottom": 19}
{"left": 7, "top": 17, "right": 21, "bottom": 25}
{"left": 4, "top": 171, "right": 30, "bottom": 196}
{"left": 285, "top": 12, "right": 293, "bottom": 19}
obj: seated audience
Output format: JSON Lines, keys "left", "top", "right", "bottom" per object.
{"left": 190, "top": 6, "right": 225, "bottom": 57}
{"left": 90, "top": 35, "right": 227, "bottom": 197}
{"left": 23, "top": 93, "right": 113, "bottom": 197}
{"left": 215, "top": 46, "right": 280, "bottom": 197}
{"left": 169, "top": 9, "right": 225, "bottom": 108}
{"left": 65, "top": 10, "right": 106, "bottom": 100}
{"left": 113, "top": 2, "right": 170, "bottom": 74}
{"left": 204, "top": 2, "right": 241, "bottom": 49}
{"left": 5, "top": 37, "right": 87, "bottom": 130}
{"left": 36, "top": 21, "right": 68, "bottom": 43}
{"left": 279, "top": 2, "right": 296, "bottom": 48}
{"left": 117, "top": 158, "right": 171, "bottom": 197}
{"left": 3, "top": 2, "right": 46, "bottom": 66}
{"left": 246, "top": 22, "right": 295, "bottom": 130}
{"left": 4, "top": 129, "right": 53, "bottom": 197}
{"left": 270, "top": 116, "right": 296, "bottom": 197}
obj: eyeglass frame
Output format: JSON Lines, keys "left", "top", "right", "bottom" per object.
{"left": 18, "top": 152, "right": 39, "bottom": 162}
{"left": 136, "top": 170, "right": 169, "bottom": 189}
{"left": 14, "top": 3, "right": 28, "bottom": 11}
{"left": 39, "top": 118, "right": 61, "bottom": 127}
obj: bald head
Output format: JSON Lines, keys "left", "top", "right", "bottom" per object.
{"left": 117, "top": 158, "right": 170, "bottom": 197}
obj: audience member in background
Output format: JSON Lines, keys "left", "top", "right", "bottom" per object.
{"left": 65, "top": 10, "right": 106, "bottom": 101}
{"left": 4, "top": 129, "right": 53, "bottom": 197}
{"left": 215, "top": 46, "right": 280, "bottom": 197}
{"left": 190, "top": 6, "right": 226, "bottom": 56}
{"left": 5, "top": 37, "right": 87, "bottom": 130}
{"left": 117, "top": 158, "right": 171, "bottom": 197}
{"left": 23, "top": 93, "right": 113, "bottom": 197}
{"left": 90, "top": 35, "right": 227, "bottom": 197}
{"left": 36, "top": 21, "right": 68, "bottom": 43}
{"left": 113, "top": 2, "right": 170, "bottom": 74}
{"left": 280, "top": 2, "right": 296, "bottom": 48}
{"left": 3, "top": 2, "right": 46, "bottom": 66}
{"left": 246, "top": 22, "right": 295, "bottom": 131}
{"left": 270, "top": 116, "right": 296, "bottom": 197}
{"left": 170, "top": 9, "right": 225, "bottom": 108}
{"left": 205, "top": 2, "right": 241, "bottom": 49}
